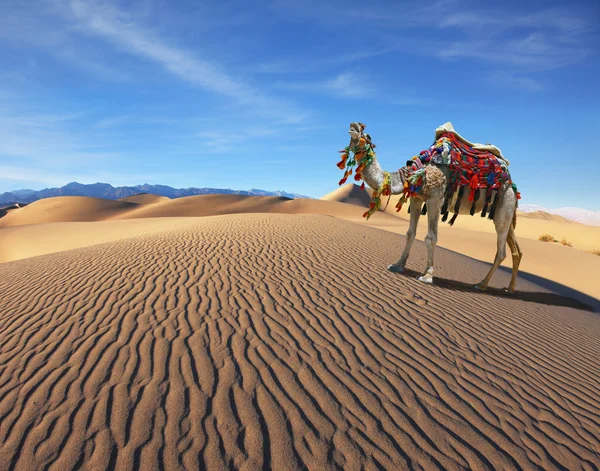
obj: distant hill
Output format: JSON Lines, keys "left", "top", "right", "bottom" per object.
{"left": 517, "top": 210, "right": 577, "bottom": 224}
{"left": 321, "top": 184, "right": 372, "bottom": 208}
{"left": 0, "top": 182, "right": 311, "bottom": 205}
{"left": 519, "top": 204, "right": 600, "bottom": 226}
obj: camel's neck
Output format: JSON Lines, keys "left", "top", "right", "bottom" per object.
{"left": 362, "top": 157, "right": 405, "bottom": 194}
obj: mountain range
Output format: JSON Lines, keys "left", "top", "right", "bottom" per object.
{"left": 0, "top": 182, "right": 311, "bottom": 206}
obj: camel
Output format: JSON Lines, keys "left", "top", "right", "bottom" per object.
{"left": 342, "top": 122, "right": 523, "bottom": 293}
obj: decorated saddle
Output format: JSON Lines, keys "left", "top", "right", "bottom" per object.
{"left": 405, "top": 122, "right": 520, "bottom": 224}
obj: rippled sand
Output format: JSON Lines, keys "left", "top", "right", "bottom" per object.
{"left": 1, "top": 214, "right": 598, "bottom": 470}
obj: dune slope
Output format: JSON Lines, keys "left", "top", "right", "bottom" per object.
{"left": 0, "top": 213, "right": 598, "bottom": 471}
{"left": 0, "top": 196, "right": 138, "bottom": 228}
{"left": 119, "top": 194, "right": 171, "bottom": 205}
{"left": 321, "top": 184, "right": 372, "bottom": 208}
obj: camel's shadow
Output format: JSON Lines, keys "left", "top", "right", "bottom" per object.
{"left": 396, "top": 268, "right": 597, "bottom": 313}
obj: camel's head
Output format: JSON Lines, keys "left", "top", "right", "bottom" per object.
{"left": 348, "top": 122, "right": 376, "bottom": 150}
{"left": 348, "top": 121, "right": 365, "bottom": 145}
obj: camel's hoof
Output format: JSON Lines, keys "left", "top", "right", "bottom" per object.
{"left": 474, "top": 283, "right": 487, "bottom": 291}
{"left": 503, "top": 287, "right": 516, "bottom": 295}
{"left": 387, "top": 264, "right": 404, "bottom": 273}
{"left": 417, "top": 275, "right": 433, "bottom": 284}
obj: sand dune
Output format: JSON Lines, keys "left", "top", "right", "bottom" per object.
{"left": 1, "top": 192, "right": 598, "bottom": 306}
{"left": 321, "top": 184, "right": 372, "bottom": 208}
{"left": 0, "top": 193, "right": 401, "bottom": 228}
{"left": 519, "top": 210, "right": 577, "bottom": 224}
{"left": 0, "top": 196, "right": 138, "bottom": 228}
{"left": 0, "top": 218, "right": 199, "bottom": 265}
{"left": 119, "top": 193, "right": 171, "bottom": 205}
{"left": 0, "top": 213, "right": 598, "bottom": 470}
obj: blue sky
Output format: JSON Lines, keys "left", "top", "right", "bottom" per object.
{"left": 1, "top": 0, "right": 599, "bottom": 209}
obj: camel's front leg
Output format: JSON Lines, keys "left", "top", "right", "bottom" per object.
{"left": 388, "top": 198, "right": 422, "bottom": 273}
{"left": 505, "top": 226, "right": 522, "bottom": 294}
{"left": 417, "top": 197, "right": 441, "bottom": 284}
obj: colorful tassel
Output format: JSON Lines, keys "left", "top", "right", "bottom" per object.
{"left": 440, "top": 199, "right": 448, "bottom": 215}
{"left": 453, "top": 186, "right": 464, "bottom": 214}
{"left": 468, "top": 174, "right": 479, "bottom": 201}
{"left": 448, "top": 213, "right": 458, "bottom": 226}
{"left": 360, "top": 182, "right": 365, "bottom": 190}
{"left": 488, "top": 193, "right": 498, "bottom": 220}
{"left": 469, "top": 189, "right": 480, "bottom": 216}
{"left": 481, "top": 188, "right": 492, "bottom": 217}
{"left": 481, "top": 202, "right": 488, "bottom": 217}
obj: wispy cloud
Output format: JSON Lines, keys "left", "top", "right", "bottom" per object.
{"left": 272, "top": 0, "right": 597, "bottom": 83}
{"left": 438, "top": 33, "right": 589, "bottom": 71}
{"left": 275, "top": 72, "right": 432, "bottom": 105}
{"left": 0, "top": 164, "right": 188, "bottom": 190}
{"left": 258, "top": 47, "right": 397, "bottom": 74}
{"left": 486, "top": 73, "right": 544, "bottom": 92}
{"left": 53, "top": 0, "right": 306, "bottom": 123}
{"left": 277, "top": 72, "right": 375, "bottom": 99}
{"left": 195, "top": 127, "right": 277, "bottom": 153}
{"left": 94, "top": 115, "right": 182, "bottom": 129}
{"left": 0, "top": 3, "right": 131, "bottom": 82}
{"left": 0, "top": 102, "right": 119, "bottom": 165}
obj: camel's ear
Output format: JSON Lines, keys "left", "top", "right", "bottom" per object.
{"left": 358, "top": 122, "right": 366, "bottom": 131}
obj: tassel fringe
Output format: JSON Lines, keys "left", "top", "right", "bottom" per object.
{"left": 453, "top": 187, "right": 464, "bottom": 214}
{"left": 481, "top": 202, "right": 488, "bottom": 217}
{"left": 448, "top": 213, "right": 458, "bottom": 226}
{"left": 488, "top": 193, "right": 499, "bottom": 220}
{"left": 421, "top": 203, "right": 427, "bottom": 216}
{"left": 469, "top": 189, "right": 480, "bottom": 216}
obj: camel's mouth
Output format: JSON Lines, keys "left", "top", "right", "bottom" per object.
{"left": 348, "top": 122, "right": 365, "bottom": 146}
{"left": 348, "top": 129, "right": 361, "bottom": 140}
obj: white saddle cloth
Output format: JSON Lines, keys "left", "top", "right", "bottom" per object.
{"left": 435, "top": 122, "right": 510, "bottom": 166}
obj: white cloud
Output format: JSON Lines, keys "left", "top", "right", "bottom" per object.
{"left": 487, "top": 73, "right": 543, "bottom": 92}
{"left": 54, "top": 0, "right": 305, "bottom": 123}
{"left": 258, "top": 47, "right": 397, "bottom": 74}
{"left": 272, "top": 0, "right": 596, "bottom": 82}
{"left": 0, "top": 164, "right": 190, "bottom": 190}
{"left": 438, "top": 33, "right": 588, "bottom": 71}
{"left": 0, "top": 103, "right": 119, "bottom": 165}
{"left": 277, "top": 72, "right": 375, "bottom": 99}
{"left": 195, "top": 126, "right": 277, "bottom": 153}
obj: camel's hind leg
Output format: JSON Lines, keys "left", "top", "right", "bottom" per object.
{"left": 388, "top": 198, "right": 422, "bottom": 273}
{"left": 475, "top": 213, "right": 512, "bottom": 291}
{"left": 475, "top": 225, "right": 509, "bottom": 291}
{"left": 475, "top": 188, "right": 516, "bottom": 291}
{"left": 505, "top": 226, "right": 522, "bottom": 293}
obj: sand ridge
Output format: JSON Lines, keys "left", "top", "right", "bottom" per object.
{"left": 1, "top": 192, "right": 599, "bottom": 307}
{"left": 0, "top": 213, "right": 599, "bottom": 470}
{"left": 118, "top": 194, "right": 171, "bottom": 205}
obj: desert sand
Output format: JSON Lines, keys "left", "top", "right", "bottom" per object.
{"left": 0, "top": 193, "right": 599, "bottom": 470}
